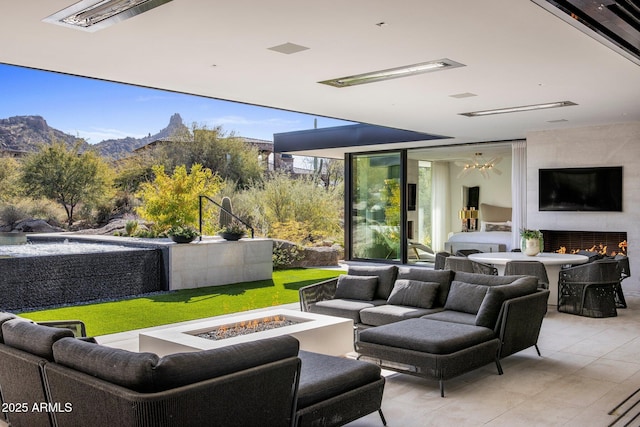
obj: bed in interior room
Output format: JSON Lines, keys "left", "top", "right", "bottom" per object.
{"left": 444, "top": 203, "right": 513, "bottom": 253}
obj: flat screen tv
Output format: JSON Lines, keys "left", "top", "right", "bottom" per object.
{"left": 538, "top": 167, "right": 623, "bottom": 212}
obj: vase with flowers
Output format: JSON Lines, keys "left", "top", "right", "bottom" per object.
{"left": 520, "top": 229, "right": 543, "bottom": 256}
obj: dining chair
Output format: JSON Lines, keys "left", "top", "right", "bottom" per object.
{"left": 444, "top": 256, "right": 497, "bottom": 275}
{"left": 443, "top": 256, "right": 474, "bottom": 273}
{"left": 613, "top": 254, "right": 630, "bottom": 308}
{"left": 455, "top": 249, "right": 483, "bottom": 257}
{"left": 434, "top": 251, "right": 451, "bottom": 270}
{"left": 504, "top": 260, "right": 549, "bottom": 289}
{"left": 471, "top": 261, "right": 498, "bottom": 275}
{"left": 558, "top": 260, "right": 619, "bottom": 318}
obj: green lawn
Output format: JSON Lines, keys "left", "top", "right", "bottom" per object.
{"left": 18, "top": 268, "right": 341, "bottom": 337}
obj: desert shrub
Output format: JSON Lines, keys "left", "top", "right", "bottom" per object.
{"left": 0, "top": 204, "right": 27, "bottom": 226}
{"left": 136, "top": 163, "right": 222, "bottom": 233}
{"left": 0, "top": 157, "right": 21, "bottom": 202}
{"left": 233, "top": 172, "right": 343, "bottom": 244}
{"left": 125, "top": 220, "right": 139, "bottom": 236}
{"left": 270, "top": 221, "right": 322, "bottom": 245}
{"left": 111, "top": 191, "right": 140, "bottom": 216}
{"left": 272, "top": 241, "right": 303, "bottom": 270}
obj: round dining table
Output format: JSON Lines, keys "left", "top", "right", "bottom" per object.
{"left": 467, "top": 252, "right": 589, "bottom": 305}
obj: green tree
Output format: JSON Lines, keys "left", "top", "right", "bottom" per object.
{"left": 154, "top": 125, "right": 264, "bottom": 189}
{"left": 0, "top": 156, "right": 21, "bottom": 202}
{"left": 20, "top": 142, "right": 113, "bottom": 226}
{"left": 136, "top": 163, "right": 223, "bottom": 233}
{"left": 113, "top": 151, "right": 156, "bottom": 194}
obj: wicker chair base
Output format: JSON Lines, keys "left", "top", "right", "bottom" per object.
{"left": 558, "top": 282, "right": 617, "bottom": 318}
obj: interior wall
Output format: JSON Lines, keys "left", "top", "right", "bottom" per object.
{"left": 526, "top": 121, "right": 640, "bottom": 294}
{"left": 448, "top": 155, "right": 512, "bottom": 232}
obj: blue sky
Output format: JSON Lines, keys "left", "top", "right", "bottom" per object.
{"left": 0, "top": 63, "right": 353, "bottom": 144}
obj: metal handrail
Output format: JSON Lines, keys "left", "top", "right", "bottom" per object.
{"left": 198, "top": 195, "right": 255, "bottom": 241}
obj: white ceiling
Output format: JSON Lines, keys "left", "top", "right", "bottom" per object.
{"left": 1, "top": 1, "right": 639, "bottom": 159}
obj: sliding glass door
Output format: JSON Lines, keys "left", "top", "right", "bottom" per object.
{"left": 349, "top": 152, "right": 402, "bottom": 261}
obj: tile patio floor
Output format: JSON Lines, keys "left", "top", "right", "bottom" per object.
{"left": 97, "top": 294, "right": 640, "bottom": 427}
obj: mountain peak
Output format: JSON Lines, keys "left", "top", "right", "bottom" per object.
{"left": 0, "top": 114, "right": 189, "bottom": 159}
{"left": 168, "top": 113, "right": 183, "bottom": 128}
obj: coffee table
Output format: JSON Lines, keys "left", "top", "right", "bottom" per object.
{"left": 468, "top": 252, "right": 588, "bottom": 305}
{"left": 139, "top": 309, "right": 354, "bottom": 357}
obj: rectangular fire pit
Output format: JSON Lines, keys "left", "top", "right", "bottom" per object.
{"left": 139, "top": 309, "right": 354, "bottom": 357}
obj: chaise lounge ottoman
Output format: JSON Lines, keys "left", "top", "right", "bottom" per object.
{"left": 296, "top": 350, "right": 386, "bottom": 427}
{"left": 356, "top": 318, "right": 502, "bottom": 397}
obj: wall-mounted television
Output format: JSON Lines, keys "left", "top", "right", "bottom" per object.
{"left": 538, "top": 167, "right": 623, "bottom": 212}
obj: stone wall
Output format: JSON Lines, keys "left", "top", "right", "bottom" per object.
{"left": 273, "top": 239, "right": 342, "bottom": 268}
{"left": 0, "top": 249, "right": 165, "bottom": 311}
{"left": 526, "top": 121, "right": 640, "bottom": 294}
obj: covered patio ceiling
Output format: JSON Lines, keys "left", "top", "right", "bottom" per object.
{"left": 1, "top": 1, "right": 639, "bottom": 158}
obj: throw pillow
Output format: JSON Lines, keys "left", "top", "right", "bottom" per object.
{"left": 443, "top": 281, "right": 489, "bottom": 315}
{"left": 334, "top": 275, "right": 378, "bottom": 301}
{"left": 387, "top": 279, "right": 439, "bottom": 309}
{"left": 397, "top": 267, "right": 453, "bottom": 307}
{"left": 484, "top": 223, "right": 511, "bottom": 232}
{"left": 348, "top": 265, "right": 398, "bottom": 300}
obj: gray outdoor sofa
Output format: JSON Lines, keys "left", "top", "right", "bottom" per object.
{"left": 299, "top": 264, "right": 550, "bottom": 396}
{"left": 0, "top": 314, "right": 386, "bottom": 427}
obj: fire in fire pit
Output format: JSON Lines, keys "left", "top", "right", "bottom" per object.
{"left": 193, "top": 315, "right": 305, "bottom": 341}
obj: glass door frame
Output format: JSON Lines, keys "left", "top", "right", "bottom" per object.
{"left": 345, "top": 149, "right": 409, "bottom": 264}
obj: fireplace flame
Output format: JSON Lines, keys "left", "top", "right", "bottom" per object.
{"left": 555, "top": 240, "right": 626, "bottom": 256}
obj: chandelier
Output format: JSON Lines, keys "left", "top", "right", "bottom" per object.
{"left": 456, "top": 153, "right": 503, "bottom": 179}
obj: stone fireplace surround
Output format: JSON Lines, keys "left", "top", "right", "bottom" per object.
{"left": 526, "top": 122, "right": 640, "bottom": 295}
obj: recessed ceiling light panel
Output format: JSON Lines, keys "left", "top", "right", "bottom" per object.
{"left": 449, "top": 92, "right": 478, "bottom": 99}
{"left": 319, "top": 59, "right": 465, "bottom": 88}
{"left": 459, "top": 101, "right": 577, "bottom": 117}
{"left": 267, "top": 43, "right": 310, "bottom": 55}
{"left": 44, "top": 0, "right": 173, "bottom": 32}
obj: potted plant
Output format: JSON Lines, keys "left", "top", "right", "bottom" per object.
{"left": 167, "top": 225, "right": 200, "bottom": 244}
{"left": 219, "top": 220, "right": 246, "bottom": 241}
{"left": 520, "top": 229, "right": 543, "bottom": 256}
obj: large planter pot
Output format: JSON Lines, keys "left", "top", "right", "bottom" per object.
{"left": 170, "top": 235, "right": 197, "bottom": 244}
{"left": 220, "top": 232, "right": 244, "bottom": 241}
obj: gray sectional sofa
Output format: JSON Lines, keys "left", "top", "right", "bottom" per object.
{"left": 0, "top": 314, "right": 386, "bottom": 427}
{"left": 299, "top": 264, "right": 550, "bottom": 396}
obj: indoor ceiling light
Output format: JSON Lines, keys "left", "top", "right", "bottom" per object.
{"left": 43, "top": 0, "right": 173, "bottom": 32}
{"left": 319, "top": 59, "right": 465, "bottom": 88}
{"left": 455, "top": 153, "right": 503, "bottom": 179}
{"left": 459, "top": 101, "right": 577, "bottom": 117}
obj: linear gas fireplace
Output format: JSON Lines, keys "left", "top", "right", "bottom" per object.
{"left": 541, "top": 230, "right": 627, "bottom": 256}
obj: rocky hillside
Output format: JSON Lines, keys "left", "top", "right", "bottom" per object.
{"left": 0, "top": 115, "right": 87, "bottom": 153}
{"left": 0, "top": 113, "right": 189, "bottom": 159}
